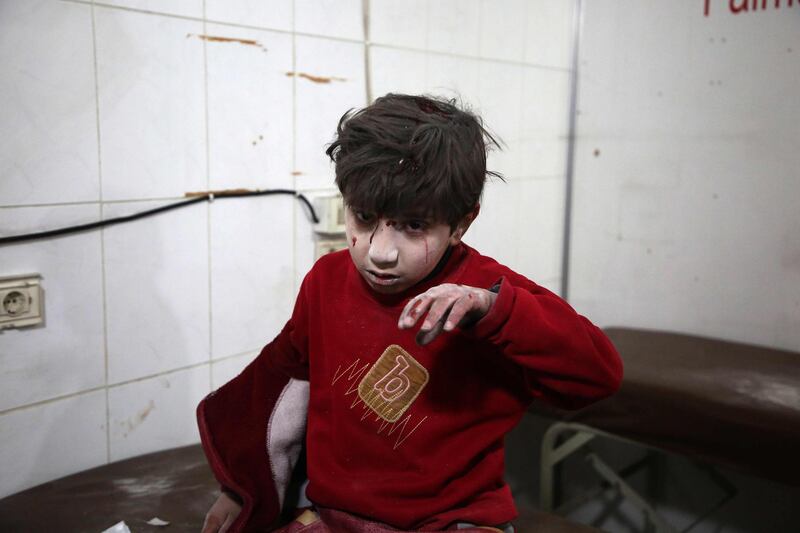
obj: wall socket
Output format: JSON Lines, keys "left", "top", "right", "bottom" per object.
{"left": 311, "top": 192, "right": 348, "bottom": 259}
{"left": 313, "top": 193, "right": 346, "bottom": 235}
{"left": 0, "top": 274, "right": 44, "bottom": 329}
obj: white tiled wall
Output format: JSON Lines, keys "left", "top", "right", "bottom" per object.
{"left": 209, "top": 198, "right": 294, "bottom": 359}
{"left": 0, "top": 0, "right": 576, "bottom": 498}
{"left": 295, "top": 0, "right": 364, "bottom": 41}
{"left": 205, "top": 24, "right": 294, "bottom": 191}
{"left": 294, "top": 35, "right": 367, "bottom": 189}
{"left": 108, "top": 365, "right": 209, "bottom": 461}
{"left": 0, "top": 205, "right": 105, "bottom": 412}
{"left": 0, "top": 0, "right": 98, "bottom": 205}
{"left": 103, "top": 200, "right": 210, "bottom": 384}
{"left": 211, "top": 352, "right": 258, "bottom": 390}
{"left": 95, "top": 7, "right": 207, "bottom": 201}
{"left": 465, "top": 177, "right": 565, "bottom": 293}
{"left": 369, "top": 0, "right": 428, "bottom": 49}
{"left": 0, "top": 390, "right": 107, "bottom": 498}
{"left": 99, "top": 1, "right": 204, "bottom": 19}
{"left": 206, "top": 0, "right": 293, "bottom": 32}
{"left": 569, "top": 0, "right": 800, "bottom": 351}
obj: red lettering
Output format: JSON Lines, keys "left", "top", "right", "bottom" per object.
{"left": 707, "top": 0, "right": 795, "bottom": 16}
{"left": 730, "top": 0, "right": 749, "bottom": 13}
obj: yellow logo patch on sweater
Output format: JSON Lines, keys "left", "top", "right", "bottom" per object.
{"left": 357, "top": 344, "right": 428, "bottom": 423}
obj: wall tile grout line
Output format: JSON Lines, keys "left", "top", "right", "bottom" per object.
{"left": 0, "top": 385, "right": 109, "bottom": 418}
{"left": 0, "top": 191, "right": 331, "bottom": 211}
{"left": 0, "top": 357, "right": 206, "bottom": 418}
{"left": 368, "top": 43, "right": 571, "bottom": 73}
{"left": 1, "top": 196, "right": 189, "bottom": 210}
{"left": 518, "top": 0, "right": 530, "bottom": 185}
{"left": 0, "top": 171, "right": 559, "bottom": 210}
{"left": 362, "top": 0, "right": 373, "bottom": 104}
{"left": 202, "top": 0, "right": 214, "bottom": 392}
{"left": 291, "top": 0, "right": 299, "bottom": 297}
{"left": 0, "top": 346, "right": 259, "bottom": 420}
{"left": 58, "top": 0, "right": 572, "bottom": 73}
{"left": 88, "top": 0, "right": 113, "bottom": 465}
{"left": 477, "top": 0, "right": 484, "bottom": 61}
{"left": 63, "top": 0, "right": 362, "bottom": 46}
{"left": 211, "top": 348, "right": 260, "bottom": 364}
{"left": 423, "top": 1, "right": 430, "bottom": 89}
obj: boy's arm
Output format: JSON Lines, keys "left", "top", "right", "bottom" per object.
{"left": 197, "top": 282, "right": 312, "bottom": 532}
{"left": 399, "top": 277, "right": 622, "bottom": 409}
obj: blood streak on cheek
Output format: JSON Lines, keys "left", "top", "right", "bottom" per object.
{"left": 351, "top": 236, "right": 357, "bottom": 247}
{"left": 424, "top": 239, "right": 429, "bottom": 265}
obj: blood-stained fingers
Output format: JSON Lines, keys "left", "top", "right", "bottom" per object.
{"left": 398, "top": 284, "right": 459, "bottom": 329}
{"left": 420, "top": 293, "right": 460, "bottom": 331}
{"left": 415, "top": 313, "right": 447, "bottom": 345}
{"left": 443, "top": 294, "right": 478, "bottom": 331}
{"left": 398, "top": 295, "right": 432, "bottom": 329}
{"left": 397, "top": 284, "right": 470, "bottom": 345}
{"left": 398, "top": 284, "right": 498, "bottom": 345}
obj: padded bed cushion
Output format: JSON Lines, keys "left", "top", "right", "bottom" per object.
{"left": 0, "top": 444, "right": 600, "bottom": 532}
{"left": 532, "top": 327, "right": 800, "bottom": 486}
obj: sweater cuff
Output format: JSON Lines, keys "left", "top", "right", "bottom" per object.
{"left": 467, "top": 276, "right": 514, "bottom": 339}
{"left": 221, "top": 485, "right": 243, "bottom": 505}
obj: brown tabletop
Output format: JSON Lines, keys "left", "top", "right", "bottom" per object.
{"left": 0, "top": 443, "right": 599, "bottom": 533}
{"left": 0, "top": 445, "right": 218, "bottom": 533}
{"left": 532, "top": 327, "right": 800, "bottom": 486}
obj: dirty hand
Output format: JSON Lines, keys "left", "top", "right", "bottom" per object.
{"left": 398, "top": 283, "right": 497, "bottom": 346}
{"left": 201, "top": 491, "right": 241, "bottom": 533}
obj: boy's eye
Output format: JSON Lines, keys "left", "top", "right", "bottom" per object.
{"left": 354, "top": 211, "right": 376, "bottom": 224}
{"left": 403, "top": 220, "right": 428, "bottom": 233}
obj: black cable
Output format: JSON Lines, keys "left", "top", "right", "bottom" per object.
{"left": 0, "top": 189, "right": 320, "bottom": 246}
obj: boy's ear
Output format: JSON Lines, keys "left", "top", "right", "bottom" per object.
{"left": 449, "top": 204, "right": 480, "bottom": 245}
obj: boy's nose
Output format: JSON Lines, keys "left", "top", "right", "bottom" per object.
{"left": 368, "top": 224, "right": 399, "bottom": 266}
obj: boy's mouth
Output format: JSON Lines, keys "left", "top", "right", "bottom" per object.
{"left": 366, "top": 269, "right": 400, "bottom": 285}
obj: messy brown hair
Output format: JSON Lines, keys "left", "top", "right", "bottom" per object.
{"left": 326, "top": 94, "right": 502, "bottom": 228}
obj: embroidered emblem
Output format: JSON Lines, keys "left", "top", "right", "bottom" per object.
{"left": 357, "top": 344, "right": 428, "bottom": 423}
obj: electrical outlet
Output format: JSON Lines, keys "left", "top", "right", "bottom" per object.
{"left": 315, "top": 239, "right": 349, "bottom": 260}
{"left": 313, "top": 193, "right": 346, "bottom": 235}
{"left": 0, "top": 274, "right": 43, "bottom": 329}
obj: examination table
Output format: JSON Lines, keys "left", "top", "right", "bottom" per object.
{"left": 534, "top": 327, "right": 800, "bottom": 532}
{"left": 0, "top": 444, "right": 599, "bottom": 533}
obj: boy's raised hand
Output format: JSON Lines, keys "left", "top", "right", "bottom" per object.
{"left": 398, "top": 283, "right": 497, "bottom": 345}
{"left": 201, "top": 491, "right": 241, "bottom": 533}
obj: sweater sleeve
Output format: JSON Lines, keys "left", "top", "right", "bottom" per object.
{"left": 196, "top": 278, "right": 312, "bottom": 532}
{"left": 467, "top": 276, "right": 623, "bottom": 410}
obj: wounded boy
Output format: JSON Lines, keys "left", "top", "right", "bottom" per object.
{"left": 198, "top": 94, "right": 623, "bottom": 532}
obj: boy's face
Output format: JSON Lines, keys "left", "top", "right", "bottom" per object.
{"left": 344, "top": 205, "right": 469, "bottom": 295}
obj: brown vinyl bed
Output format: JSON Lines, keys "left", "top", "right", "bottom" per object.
{"left": 534, "top": 327, "right": 800, "bottom": 532}
{"left": 0, "top": 432, "right": 596, "bottom": 532}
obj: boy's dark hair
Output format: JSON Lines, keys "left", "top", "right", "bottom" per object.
{"left": 326, "top": 94, "right": 502, "bottom": 228}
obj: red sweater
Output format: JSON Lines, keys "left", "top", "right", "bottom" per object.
{"left": 197, "top": 244, "right": 622, "bottom": 531}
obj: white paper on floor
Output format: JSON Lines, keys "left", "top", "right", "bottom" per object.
{"left": 100, "top": 521, "right": 131, "bottom": 533}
